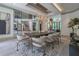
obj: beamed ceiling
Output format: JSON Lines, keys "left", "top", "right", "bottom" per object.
{"left": 1, "top": 3, "right": 79, "bottom": 16}
{"left": 26, "top": 3, "right": 79, "bottom": 15}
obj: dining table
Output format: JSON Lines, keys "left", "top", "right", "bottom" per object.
{"left": 24, "top": 31, "right": 54, "bottom": 38}
{"left": 23, "top": 31, "right": 55, "bottom": 52}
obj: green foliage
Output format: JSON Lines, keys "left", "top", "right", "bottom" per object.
{"left": 68, "top": 18, "right": 79, "bottom": 28}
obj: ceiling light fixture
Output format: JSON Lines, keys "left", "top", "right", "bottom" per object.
{"left": 53, "top": 3, "right": 62, "bottom": 12}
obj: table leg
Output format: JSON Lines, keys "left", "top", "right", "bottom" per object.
{"left": 30, "top": 36, "right": 34, "bottom": 53}
{"left": 17, "top": 41, "right": 19, "bottom": 51}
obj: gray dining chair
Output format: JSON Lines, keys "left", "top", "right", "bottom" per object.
{"left": 16, "top": 34, "right": 30, "bottom": 52}
{"left": 49, "top": 33, "right": 61, "bottom": 45}
{"left": 32, "top": 36, "right": 47, "bottom": 56}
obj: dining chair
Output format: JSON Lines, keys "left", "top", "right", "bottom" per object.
{"left": 16, "top": 34, "right": 30, "bottom": 51}
{"left": 32, "top": 36, "right": 47, "bottom": 56}
{"left": 51, "top": 33, "right": 61, "bottom": 45}
{"left": 39, "top": 36, "right": 55, "bottom": 55}
{"left": 47, "top": 34, "right": 55, "bottom": 42}
{"left": 16, "top": 35, "right": 23, "bottom": 51}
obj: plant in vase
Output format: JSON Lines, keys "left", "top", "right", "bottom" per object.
{"left": 68, "top": 18, "right": 79, "bottom": 43}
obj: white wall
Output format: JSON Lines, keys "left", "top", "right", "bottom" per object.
{"left": 61, "top": 10, "right": 79, "bottom": 36}
{"left": 41, "top": 19, "right": 48, "bottom": 32}
{"left": 0, "top": 6, "right": 14, "bottom": 39}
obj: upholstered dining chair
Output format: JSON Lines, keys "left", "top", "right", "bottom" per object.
{"left": 49, "top": 33, "right": 61, "bottom": 45}
{"left": 32, "top": 36, "right": 47, "bottom": 56}
{"left": 16, "top": 34, "right": 30, "bottom": 51}
{"left": 47, "top": 34, "right": 55, "bottom": 42}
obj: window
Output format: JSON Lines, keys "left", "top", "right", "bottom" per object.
{"left": 52, "top": 15, "right": 62, "bottom": 32}
{"left": 0, "top": 12, "right": 10, "bottom": 34}
{"left": 14, "top": 10, "right": 32, "bottom": 19}
{"left": 48, "top": 15, "right": 62, "bottom": 32}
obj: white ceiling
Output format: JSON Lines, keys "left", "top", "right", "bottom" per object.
{"left": 40, "top": 3, "right": 60, "bottom": 16}
{"left": 1, "top": 3, "right": 79, "bottom": 16}
{"left": 1, "top": 3, "right": 47, "bottom": 16}
{"left": 43, "top": 3, "right": 79, "bottom": 15}
{"left": 57, "top": 3, "right": 79, "bottom": 14}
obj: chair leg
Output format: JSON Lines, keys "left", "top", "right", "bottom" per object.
{"left": 43, "top": 53, "right": 46, "bottom": 56}
{"left": 43, "top": 46, "right": 46, "bottom": 56}
{"left": 17, "top": 42, "right": 19, "bottom": 51}
{"left": 43, "top": 50, "right": 46, "bottom": 56}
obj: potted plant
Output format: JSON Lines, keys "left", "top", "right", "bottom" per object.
{"left": 68, "top": 18, "right": 79, "bottom": 42}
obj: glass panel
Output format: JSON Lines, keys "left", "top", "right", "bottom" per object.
{"left": 14, "top": 10, "right": 32, "bottom": 19}
{"left": 0, "top": 12, "right": 10, "bottom": 35}
{"left": 52, "top": 15, "right": 62, "bottom": 32}
{"left": 33, "top": 21, "right": 36, "bottom": 31}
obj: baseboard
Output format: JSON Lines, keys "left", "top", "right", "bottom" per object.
{"left": 0, "top": 35, "right": 16, "bottom": 42}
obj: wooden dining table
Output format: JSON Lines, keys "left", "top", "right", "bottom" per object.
{"left": 24, "top": 31, "right": 54, "bottom": 38}
{"left": 24, "top": 31, "right": 55, "bottom": 52}
{"left": 22, "top": 31, "right": 61, "bottom": 54}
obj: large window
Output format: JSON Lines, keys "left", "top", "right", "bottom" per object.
{"left": 32, "top": 20, "right": 40, "bottom": 32}
{"left": 52, "top": 15, "right": 62, "bottom": 32}
{"left": 14, "top": 10, "right": 32, "bottom": 19}
{"left": 48, "top": 15, "right": 62, "bottom": 32}
{"left": 13, "top": 10, "right": 33, "bottom": 35}
{"left": 0, "top": 12, "right": 10, "bottom": 34}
